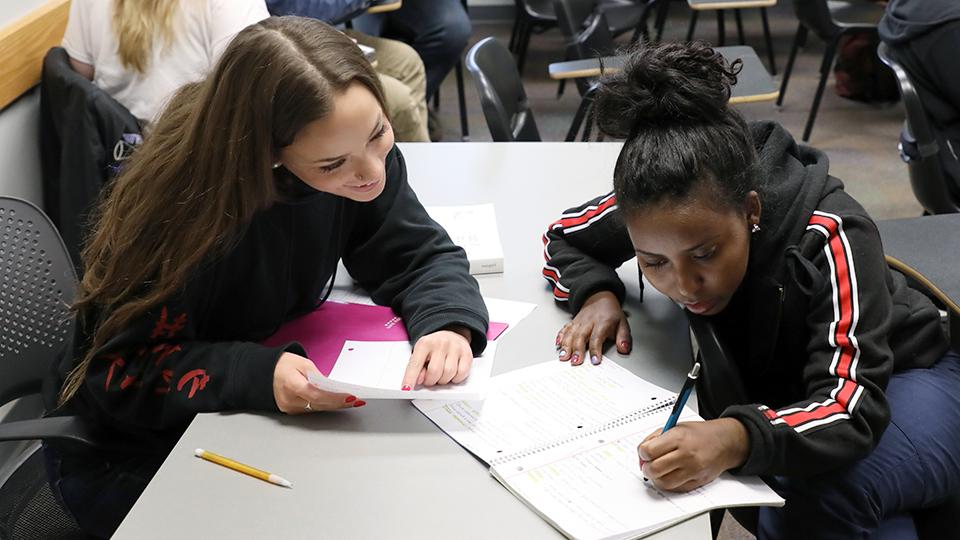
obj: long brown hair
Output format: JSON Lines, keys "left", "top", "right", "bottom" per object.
{"left": 112, "top": 0, "right": 180, "bottom": 73}
{"left": 60, "top": 16, "right": 386, "bottom": 405}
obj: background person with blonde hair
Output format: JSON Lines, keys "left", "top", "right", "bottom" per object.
{"left": 62, "top": 0, "right": 268, "bottom": 124}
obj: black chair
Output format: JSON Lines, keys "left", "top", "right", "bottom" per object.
{"left": 0, "top": 197, "right": 93, "bottom": 540}
{"left": 777, "top": 0, "right": 885, "bottom": 142}
{"left": 877, "top": 43, "right": 960, "bottom": 215}
{"left": 511, "top": 0, "right": 663, "bottom": 75}
{"left": 682, "top": 0, "right": 777, "bottom": 75}
{"left": 465, "top": 37, "right": 542, "bottom": 142}
{"left": 511, "top": 0, "right": 560, "bottom": 75}
{"left": 554, "top": 0, "right": 623, "bottom": 141}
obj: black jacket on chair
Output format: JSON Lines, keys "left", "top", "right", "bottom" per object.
{"left": 39, "top": 47, "right": 141, "bottom": 270}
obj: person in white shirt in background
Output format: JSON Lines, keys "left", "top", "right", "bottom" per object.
{"left": 62, "top": 0, "right": 268, "bottom": 125}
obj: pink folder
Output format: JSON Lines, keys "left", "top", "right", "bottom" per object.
{"left": 262, "top": 302, "right": 508, "bottom": 375}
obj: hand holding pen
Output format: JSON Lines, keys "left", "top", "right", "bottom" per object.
{"left": 637, "top": 362, "right": 751, "bottom": 493}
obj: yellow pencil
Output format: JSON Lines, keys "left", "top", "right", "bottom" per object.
{"left": 194, "top": 448, "right": 292, "bottom": 488}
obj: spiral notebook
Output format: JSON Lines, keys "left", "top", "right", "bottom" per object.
{"left": 413, "top": 359, "right": 783, "bottom": 540}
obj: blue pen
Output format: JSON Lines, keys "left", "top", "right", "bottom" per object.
{"left": 662, "top": 362, "right": 701, "bottom": 433}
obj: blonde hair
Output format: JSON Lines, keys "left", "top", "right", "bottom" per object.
{"left": 112, "top": 0, "right": 180, "bottom": 73}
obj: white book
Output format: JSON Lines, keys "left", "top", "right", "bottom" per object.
{"left": 414, "top": 359, "right": 784, "bottom": 539}
{"left": 426, "top": 204, "right": 504, "bottom": 275}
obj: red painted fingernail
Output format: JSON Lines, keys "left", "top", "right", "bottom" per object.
{"left": 401, "top": 385, "right": 411, "bottom": 391}
{"left": 353, "top": 400, "right": 366, "bottom": 407}
{"left": 345, "top": 395, "right": 356, "bottom": 403}
{"left": 571, "top": 353, "right": 581, "bottom": 365}
{"left": 620, "top": 341, "right": 629, "bottom": 349}
{"left": 555, "top": 335, "right": 561, "bottom": 346}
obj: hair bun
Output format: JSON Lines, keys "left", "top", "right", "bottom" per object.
{"left": 594, "top": 41, "right": 740, "bottom": 138}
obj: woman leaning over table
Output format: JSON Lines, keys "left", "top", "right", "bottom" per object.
{"left": 542, "top": 41, "right": 960, "bottom": 539}
{"left": 44, "top": 16, "right": 488, "bottom": 539}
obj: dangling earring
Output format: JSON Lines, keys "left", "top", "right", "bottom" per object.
{"left": 751, "top": 223, "right": 761, "bottom": 234}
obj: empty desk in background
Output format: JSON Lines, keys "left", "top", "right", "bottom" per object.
{"left": 549, "top": 45, "right": 779, "bottom": 105}
{"left": 877, "top": 214, "right": 960, "bottom": 350}
{"left": 113, "top": 142, "right": 712, "bottom": 540}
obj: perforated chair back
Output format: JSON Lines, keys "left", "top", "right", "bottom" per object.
{"left": 877, "top": 43, "right": 960, "bottom": 214}
{"left": 466, "top": 37, "right": 542, "bottom": 142}
{"left": 0, "top": 197, "right": 77, "bottom": 408}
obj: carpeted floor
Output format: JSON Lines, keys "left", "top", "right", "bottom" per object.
{"left": 429, "top": 4, "right": 918, "bottom": 538}
{"left": 432, "top": 3, "right": 920, "bottom": 222}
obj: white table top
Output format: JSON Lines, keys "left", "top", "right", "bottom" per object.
{"left": 114, "top": 142, "right": 711, "bottom": 540}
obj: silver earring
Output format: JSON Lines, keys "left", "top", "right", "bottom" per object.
{"left": 272, "top": 162, "right": 281, "bottom": 169}
{"left": 751, "top": 223, "right": 761, "bottom": 233}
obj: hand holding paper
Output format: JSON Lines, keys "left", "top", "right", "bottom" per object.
{"left": 262, "top": 297, "right": 536, "bottom": 400}
{"left": 272, "top": 352, "right": 359, "bottom": 414}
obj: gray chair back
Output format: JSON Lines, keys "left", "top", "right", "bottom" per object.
{"left": 0, "top": 197, "right": 83, "bottom": 539}
{"left": 877, "top": 43, "right": 960, "bottom": 214}
{"left": 465, "top": 37, "right": 542, "bottom": 142}
{"left": 0, "top": 197, "right": 77, "bottom": 407}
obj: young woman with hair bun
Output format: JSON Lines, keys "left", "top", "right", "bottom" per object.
{"left": 543, "top": 41, "right": 960, "bottom": 539}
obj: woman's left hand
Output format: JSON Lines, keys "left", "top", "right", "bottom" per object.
{"left": 637, "top": 418, "right": 750, "bottom": 492}
{"left": 401, "top": 327, "right": 473, "bottom": 390}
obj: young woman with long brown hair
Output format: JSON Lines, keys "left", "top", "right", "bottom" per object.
{"left": 45, "top": 16, "right": 488, "bottom": 538}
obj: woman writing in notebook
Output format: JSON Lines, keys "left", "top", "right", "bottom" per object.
{"left": 543, "top": 41, "right": 960, "bottom": 538}
{"left": 45, "top": 17, "right": 487, "bottom": 538}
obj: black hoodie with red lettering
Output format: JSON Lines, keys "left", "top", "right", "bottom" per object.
{"left": 541, "top": 121, "right": 948, "bottom": 477}
{"left": 46, "top": 145, "right": 489, "bottom": 457}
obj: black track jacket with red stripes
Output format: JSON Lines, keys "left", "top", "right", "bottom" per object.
{"left": 47, "top": 146, "right": 489, "bottom": 456}
{"left": 541, "top": 121, "right": 949, "bottom": 477}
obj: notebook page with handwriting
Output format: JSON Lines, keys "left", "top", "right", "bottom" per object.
{"left": 413, "top": 359, "right": 675, "bottom": 464}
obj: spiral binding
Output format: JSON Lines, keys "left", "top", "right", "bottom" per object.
{"left": 489, "top": 395, "right": 678, "bottom": 467}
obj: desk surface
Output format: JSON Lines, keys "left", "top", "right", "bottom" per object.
{"left": 548, "top": 45, "right": 778, "bottom": 105}
{"left": 114, "top": 142, "right": 710, "bottom": 540}
{"left": 877, "top": 215, "right": 960, "bottom": 315}
{"left": 688, "top": 0, "right": 777, "bottom": 10}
